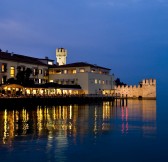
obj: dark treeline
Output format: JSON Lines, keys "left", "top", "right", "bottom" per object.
{"left": 115, "top": 78, "right": 127, "bottom": 86}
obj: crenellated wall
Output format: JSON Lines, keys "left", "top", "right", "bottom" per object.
{"left": 114, "top": 79, "right": 156, "bottom": 99}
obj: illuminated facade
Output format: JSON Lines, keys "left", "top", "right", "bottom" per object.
{"left": 49, "top": 62, "right": 115, "bottom": 94}
{"left": 56, "top": 48, "right": 67, "bottom": 65}
{"left": 115, "top": 79, "right": 156, "bottom": 99}
{"left": 0, "top": 49, "right": 115, "bottom": 95}
{"left": 0, "top": 51, "right": 53, "bottom": 84}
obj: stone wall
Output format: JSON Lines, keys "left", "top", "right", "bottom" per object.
{"left": 114, "top": 79, "right": 156, "bottom": 99}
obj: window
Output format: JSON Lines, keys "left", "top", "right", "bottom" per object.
{"left": 39, "top": 69, "right": 42, "bottom": 74}
{"left": 102, "top": 80, "right": 105, "bottom": 84}
{"left": 2, "top": 76, "right": 7, "bottom": 84}
{"left": 72, "top": 69, "right": 76, "bottom": 74}
{"left": 99, "top": 80, "right": 101, "bottom": 84}
{"left": 1, "top": 63, "right": 7, "bottom": 72}
{"left": 99, "top": 70, "right": 102, "bottom": 74}
{"left": 53, "top": 69, "right": 61, "bottom": 74}
{"left": 49, "top": 80, "right": 53, "bottom": 83}
{"left": 44, "top": 69, "right": 49, "bottom": 76}
{"left": 91, "top": 69, "right": 95, "bottom": 73}
{"left": 39, "top": 79, "right": 41, "bottom": 84}
{"left": 95, "top": 79, "right": 98, "bottom": 84}
{"left": 10, "top": 66, "right": 15, "bottom": 77}
{"left": 33, "top": 68, "right": 38, "bottom": 75}
{"left": 80, "top": 68, "right": 85, "bottom": 73}
{"left": 64, "top": 70, "right": 67, "bottom": 74}
{"left": 48, "top": 61, "right": 53, "bottom": 65}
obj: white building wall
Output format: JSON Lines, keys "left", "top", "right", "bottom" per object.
{"left": 76, "top": 73, "right": 89, "bottom": 94}
{"left": 0, "top": 60, "right": 48, "bottom": 84}
{"left": 49, "top": 68, "right": 114, "bottom": 95}
{"left": 87, "top": 73, "right": 114, "bottom": 94}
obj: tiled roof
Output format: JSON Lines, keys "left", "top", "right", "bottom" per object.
{"left": 50, "top": 62, "right": 111, "bottom": 70}
{"left": 0, "top": 51, "right": 48, "bottom": 66}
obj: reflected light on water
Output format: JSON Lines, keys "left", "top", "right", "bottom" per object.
{"left": 0, "top": 100, "right": 156, "bottom": 150}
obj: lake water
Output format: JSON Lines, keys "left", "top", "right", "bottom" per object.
{"left": 0, "top": 97, "right": 168, "bottom": 162}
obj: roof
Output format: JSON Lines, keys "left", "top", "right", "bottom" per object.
{"left": 50, "top": 62, "right": 111, "bottom": 70}
{"left": 24, "top": 82, "right": 81, "bottom": 89}
{"left": 38, "top": 58, "right": 54, "bottom": 61}
{"left": 0, "top": 82, "right": 81, "bottom": 89}
{"left": 0, "top": 51, "right": 48, "bottom": 66}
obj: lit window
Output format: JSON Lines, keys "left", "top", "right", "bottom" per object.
{"left": 39, "top": 69, "right": 42, "bottom": 74}
{"left": 80, "top": 68, "right": 85, "bottom": 73}
{"left": 48, "top": 61, "right": 53, "bottom": 65}
{"left": 44, "top": 70, "right": 49, "bottom": 76}
{"left": 64, "top": 70, "right": 67, "bottom": 74}
{"left": 2, "top": 64, "right": 5, "bottom": 72}
{"left": 39, "top": 79, "right": 41, "bottom": 84}
{"left": 49, "top": 80, "right": 53, "bottom": 83}
{"left": 54, "top": 69, "right": 61, "bottom": 74}
{"left": 99, "top": 80, "right": 101, "bottom": 84}
{"left": 2, "top": 78, "right": 4, "bottom": 84}
{"left": 72, "top": 69, "right": 76, "bottom": 74}
{"left": 1, "top": 64, "right": 7, "bottom": 72}
{"left": 95, "top": 79, "right": 98, "bottom": 84}
{"left": 102, "top": 80, "right": 105, "bottom": 84}
{"left": 91, "top": 69, "right": 95, "bottom": 73}
{"left": 33, "top": 68, "right": 38, "bottom": 75}
{"left": 10, "top": 66, "right": 15, "bottom": 77}
{"left": 2, "top": 76, "right": 7, "bottom": 84}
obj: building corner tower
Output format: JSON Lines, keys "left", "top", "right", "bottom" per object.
{"left": 56, "top": 48, "right": 67, "bottom": 65}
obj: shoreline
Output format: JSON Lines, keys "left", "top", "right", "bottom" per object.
{"left": 0, "top": 95, "right": 156, "bottom": 108}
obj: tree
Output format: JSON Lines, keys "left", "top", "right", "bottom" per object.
{"left": 25, "top": 68, "right": 32, "bottom": 81}
{"left": 16, "top": 67, "right": 33, "bottom": 85}
{"left": 6, "top": 78, "right": 17, "bottom": 84}
{"left": 115, "top": 78, "right": 127, "bottom": 86}
{"left": 16, "top": 66, "right": 25, "bottom": 84}
{"left": 6, "top": 67, "right": 34, "bottom": 86}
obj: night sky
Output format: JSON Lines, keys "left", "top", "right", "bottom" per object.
{"left": 0, "top": 0, "right": 167, "bottom": 95}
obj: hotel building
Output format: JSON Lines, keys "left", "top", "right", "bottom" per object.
{"left": 0, "top": 48, "right": 115, "bottom": 95}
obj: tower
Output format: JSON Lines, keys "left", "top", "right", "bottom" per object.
{"left": 56, "top": 48, "right": 67, "bottom": 65}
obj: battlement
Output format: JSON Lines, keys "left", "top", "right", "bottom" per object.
{"left": 56, "top": 48, "right": 67, "bottom": 53}
{"left": 115, "top": 79, "right": 156, "bottom": 89}
{"left": 141, "top": 79, "right": 156, "bottom": 85}
{"left": 115, "top": 84, "right": 140, "bottom": 89}
{"left": 115, "top": 78, "right": 156, "bottom": 99}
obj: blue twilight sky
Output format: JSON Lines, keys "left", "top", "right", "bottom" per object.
{"left": 0, "top": 0, "right": 168, "bottom": 93}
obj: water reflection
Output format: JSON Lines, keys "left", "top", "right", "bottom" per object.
{"left": 0, "top": 100, "right": 156, "bottom": 148}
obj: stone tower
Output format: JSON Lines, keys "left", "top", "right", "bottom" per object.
{"left": 56, "top": 48, "right": 67, "bottom": 65}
